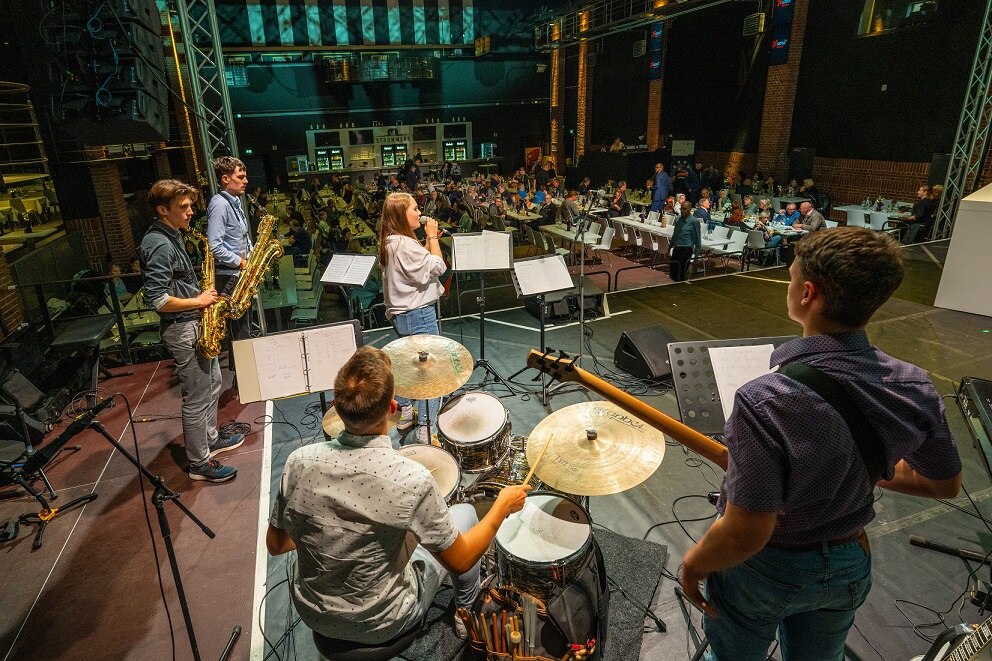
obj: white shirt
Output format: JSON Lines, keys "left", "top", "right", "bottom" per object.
{"left": 270, "top": 433, "right": 457, "bottom": 643}
{"left": 382, "top": 235, "right": 445, "bottom": 319}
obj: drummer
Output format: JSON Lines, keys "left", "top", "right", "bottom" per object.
{"left": 267, "top": 347, "right": 531, "bottom": 643}
{"left": 378, "top": 191, "right": 446, "bottom": 444}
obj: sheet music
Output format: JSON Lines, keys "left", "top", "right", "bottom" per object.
{"left": 708, "top": 345, "right": 775, "bottom": 420}
{"left": 513, "top": 255, "right": 573, "bottom": 296}
{"left": 452, "top": 231, "right": 512, "bottom": 271}
{"left": 321, "top": 254, "right": 376, "bottom": 285}
{"left": 302, "top": 323, "right": 360, "bottom": 392}
{"left": 251, "top": 332, "right": 309, "bottom": 401}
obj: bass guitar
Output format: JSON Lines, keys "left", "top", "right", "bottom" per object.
{"left": 525, "top": 349, "right": 728, "bottom": 469}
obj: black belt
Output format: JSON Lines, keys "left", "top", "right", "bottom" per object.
{"left": 766, "top": 528, "right": 866, "bottom": 552}
{"left": 160, "top": 314, "right": 198, "bottom": 326}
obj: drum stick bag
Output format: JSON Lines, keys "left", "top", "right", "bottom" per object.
{"left": 545, "top": 538, "right": 610, "bottom": 661}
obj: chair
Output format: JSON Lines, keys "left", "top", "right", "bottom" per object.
{"left": 709, "top": 225, "right": 731, "bottom": 241}
{"left": 614, "top": 219, "right": 634, "bottom": 254}
{"left": 591, "top": 226, "right": 615, "bottom": 265}
{"left": 543, "top": 233, "right": 571, "bottom": 263}
{"left": 587, "top": 221, "right": 602, "bottom": 239}
{"left": 708, "top": 229, "right": 749, "bottom": 271}
{"left": 743, "top": 230, "right": 779, "bottom": 270}
{"left": 312, "top": 624, "right": 421, "bottom": 661}
{"left": 824, "top": 219, "right": 839, "bottom": 229}
{"left": 845, "top": 210, "right": 868, "bottom": 227}
{"left": 817, "top": 193, "right": 831, "bottom": 217}
{"left": 291, "top": 285, "right": 323, "bottom": 327}
{"left": 869, "top": 211, "right": 900, "bottom": 234}
{"left": 646, "top": 210, "right": 661, "bottom": 225}
{"left": 523, "top": 225, "right": 541, "bottom": 255}
{"left": 770, "top": 197, "right": 781, "bottom": 212}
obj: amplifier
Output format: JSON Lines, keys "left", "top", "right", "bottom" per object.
{"left": 958, "top": 377, "right": 992, "bottom": 484}
{"left": 524, "top": 280, "right": 606, "bottom": 322}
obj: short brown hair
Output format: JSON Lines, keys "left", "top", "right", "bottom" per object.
{"left": 794, "top": 228, "right": 904, "bottom": 327}
{"left": 333, "top": 347, "right": 394, "bottom": 435}
{"left": 148, "top": 179, "right": 199, "bottom": 216}
{"left": 213, "top": 156, "right": 246, "bottom": 181}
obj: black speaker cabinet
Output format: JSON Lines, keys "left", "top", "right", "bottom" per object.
{"left": 613, "top": 324, "right": 676, "bottom": 380}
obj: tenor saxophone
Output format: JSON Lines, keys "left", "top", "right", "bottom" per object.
{"left": 192, "top": 213, "right": 285, "bottom": 359}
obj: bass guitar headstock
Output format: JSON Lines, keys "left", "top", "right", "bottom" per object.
{"left": 525, "top": 349, "right": 579, "bottom": 384}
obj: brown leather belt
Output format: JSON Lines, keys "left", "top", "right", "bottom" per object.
{"left": 766, "top": 528, "right": 866, "bottom": 552}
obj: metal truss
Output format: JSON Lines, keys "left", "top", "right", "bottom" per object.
{"left": 173, "top": 0, "right": 239, "bottom": 192}
{"left": 934, "top": 0, "right": 992, "bottom": 239}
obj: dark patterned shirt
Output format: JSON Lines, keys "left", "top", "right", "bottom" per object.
{"left": 718, "top": 331, "right": 961, "bottom": 545}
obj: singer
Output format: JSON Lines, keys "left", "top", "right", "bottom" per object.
{"left": 207, "top": 156, "right": 254, "bottom": 348}
{"left": 377, "top": 192, "right": 446, "bottom": 444}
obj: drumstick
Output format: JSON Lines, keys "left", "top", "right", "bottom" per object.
{"left": 480, "top": 612, "right": 492, "bottom": 651}
{"left": 523, "top": 434, "right": 554, "bottom": 485}
{"left": 502, "top": 611, "right": 508, "bottom": 653}
{"left": 492, "top": 612, "right": 500, "bottom": 653}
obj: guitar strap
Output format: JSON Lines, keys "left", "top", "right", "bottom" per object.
{"left": 778, "top": 362, "right": 886, "bottom": 483}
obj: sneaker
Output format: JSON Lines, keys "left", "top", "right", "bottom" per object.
{"left": 452, "top": 613, "right": 468, "bottom": 640}
{"left": 210, "top": 433, "right": 245, "bottom": 457}
{"left": 397, "top": 405, "right": 417, "bottom": 433}
{"left": 189, "top": 458, "right": 237, "bottom": 482}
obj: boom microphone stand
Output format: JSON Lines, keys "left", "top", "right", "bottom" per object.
{"left": 86, "top": 417, "right": 241, "bottom": 661}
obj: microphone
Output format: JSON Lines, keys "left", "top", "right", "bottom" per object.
{"left": 420, "top": 216, "right": 450, "bottom": 237}
{"left": 21, "top": 397, "right": 115, "bottom": 475}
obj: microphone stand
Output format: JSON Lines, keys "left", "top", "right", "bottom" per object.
{"left": 86, "top": 419, "right": 241, "bottom": 661}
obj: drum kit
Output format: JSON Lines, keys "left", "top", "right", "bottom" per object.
{"left": 321, "top": 333, "right": 669, "bottom": 606}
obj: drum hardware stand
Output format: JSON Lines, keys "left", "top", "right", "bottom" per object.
{"left": 84, "top": 417, "right": 242, "bottom": 661}
{"left": 470, "top": 271, "right": 519, "bottom": 395}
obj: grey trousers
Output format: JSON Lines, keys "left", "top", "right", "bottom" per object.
{"left": 161, "top": 319, "right": 222, "bottom": 466}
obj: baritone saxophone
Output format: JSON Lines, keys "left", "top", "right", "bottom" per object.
{"left": 191, "top": 212, "right": 285, "bottom": 358}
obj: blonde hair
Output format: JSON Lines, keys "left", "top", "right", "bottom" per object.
{"left": 148, "top": 179, "right": 199, "bottom": 217}
{"left": 377, "top": 192, "right": 419, "bottom": 269}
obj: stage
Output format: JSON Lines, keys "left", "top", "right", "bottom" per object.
{"left": 3, "top": 240, "right": 992, "bottom": 660}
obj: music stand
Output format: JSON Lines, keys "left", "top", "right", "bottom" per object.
{"left": 666, "top": 336, "right": 797, "bottom": 436}
{"left": 451, "top": 231, "right": 518, "bottom": 393}
{"left": 506, "top": 254, "right": 574, "bottom": 404}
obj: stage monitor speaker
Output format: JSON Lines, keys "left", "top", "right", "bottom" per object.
{"left": 613, "top": 324, "right": 675, "bottom": 380}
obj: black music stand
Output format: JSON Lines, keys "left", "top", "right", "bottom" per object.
{"left": 451, "top": 232, "right": 519, "bottom": 394}
{"left": 506, "top": 254, "right": 575, "bottom": 404}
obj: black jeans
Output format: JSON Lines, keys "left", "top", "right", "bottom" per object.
{"left": 670, "top": 245, "right": 694, "bottom": 281}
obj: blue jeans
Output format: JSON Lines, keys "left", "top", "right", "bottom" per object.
{"left": 703, "top": 537, "right": 872, "bottom": 661}
{"left": 391, "top": 303, "right": 441, "bottom": 441}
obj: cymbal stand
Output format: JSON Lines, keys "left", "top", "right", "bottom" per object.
{"left": 87, "top": 419, "right": 241, "bottom": 661}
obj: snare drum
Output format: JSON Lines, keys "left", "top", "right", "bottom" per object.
{"left": 437, "top": 392, "right": 511, "bottom": 473}
{"left": 495, "top": 493, "right": 593, "bottom": 603}
{"left": 469, "top": 437, "right": 586, "bottom": 509}
{"left": 397, "top": 445, "right": 461, "bottom": 504}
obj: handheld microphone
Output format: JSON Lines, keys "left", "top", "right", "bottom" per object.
{"left": 420, "top": 216, "right": 450, "bottom": 236}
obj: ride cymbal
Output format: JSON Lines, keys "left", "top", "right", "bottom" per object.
{"left": 525, "top": 401, "right": 666, "bottom": 496}
{"left": 382, "top": 334, "right": 474, "bottom": 400}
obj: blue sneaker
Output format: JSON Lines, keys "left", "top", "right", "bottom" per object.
{"left": 210, "top": 433, "right": 245, "bottom": 457}
{"left": 188, "top": 458, "right": 237, "bottom": 482}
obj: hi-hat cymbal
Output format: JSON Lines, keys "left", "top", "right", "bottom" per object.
{"left": 322, "top": 406, "right": 400, "bottom": 438}
{"left": 525, "top": 401, "right": 666, "bottom": 496}
{"left": 382, "top": 334, "right": 474, "bottom": 400}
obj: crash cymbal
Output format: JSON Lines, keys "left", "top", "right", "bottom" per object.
{"left": 525, "top": 401, "right": 666, "bottom": 496}
{"left": 382, "top": 334, "right": 474, "bottom": 400}
{"left": 322, "top": 406, "right": 400, "bottom": 438}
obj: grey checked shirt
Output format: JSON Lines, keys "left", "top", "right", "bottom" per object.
{"left": 270, "top": 432, "right": 457, "bottom": 643}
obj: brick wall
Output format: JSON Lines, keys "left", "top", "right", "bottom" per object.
{"left": 152, "top": 147, "right": 172, "bottom": 180}
{"left": 64, "top": 216, "right": 112, "bottom": 271}
{"left": 812, "top": 157, "right": 930, "bottom": 218}
{"left": 696, "top": 150, "right": 758, "bottom": 179}
{"left": 756, "top": 0, "right": 810, "bottom": 181}
{"left": 86, "top": 147, "right": 137, "bottom": 269}
{"left": 0, "top": 253, "right": 24, "bottom": 337}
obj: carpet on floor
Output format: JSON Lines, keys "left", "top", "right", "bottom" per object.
{"left": 401, "top": 528, "right": 668, "bottom": 661}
